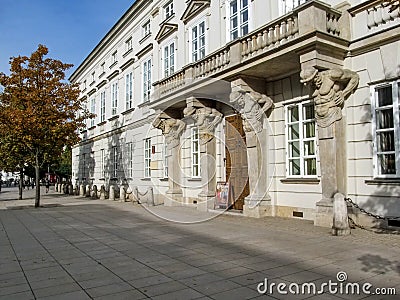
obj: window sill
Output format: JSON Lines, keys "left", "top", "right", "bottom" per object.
{"left": 280, "top": 178, "right": 320, "bottom": 184}
{"left": 139, "top": 33, "right": 151, "bottom": 44}
{"left": 123, "top": 48, "right": 133, "bottom": 58}
{"left": 109, "top": 61, "right": 118, "bottom": 69}
{"left": 88, "top": 126, "right": 96, "bottom": 130}
{"left": 108, "top": 115, "right": 119, "bottom": 121}
{"left": 141, "top": 178, "right": 151, "bottom": 181}
{"left": 160, "top": 13, "right": 175, "bottom": 25}
{"left": 138, "top": 101, "right": 150, "bottom": 108}
{"left": 365, "top": 179, "right": 400, "bottom": 185}
{"left": 188, "top": 178, "right": 202, "bottom": 182}
{"left": 159, "top": 178, "right": 169, "bottom": 182}
{"left": 99, "top": 72, "right": 105, "bottom": 79}
{"left": 97, "top": 121, "right": 107, "bottom": 126}
{"left": 110, "top": 177, "right": 118, "bottom": 181}
{"left": 99, "top": 178, "right": 105, "bottom": 181}
{"left": 121, "top": 108, "right": 135, "bottom": 115}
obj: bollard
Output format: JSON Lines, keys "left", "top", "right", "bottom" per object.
{"left": 332, "top": 193, "right": 351, "bottom": 236}
{"left": 120, "top": 186, "right": 126, "bottom": 202}
{"left": 109, "top": 186, "right": 115, "bottom": 201}
{"left": 60, "top": 184, "right": 65, "bottom": 194}
{"left": 100, "top": 185, "right": 106, "bottom": 200}
{"left": 91, "top": 185, "right": 98, "bottom": 199}
{"left": 85, "top": 185, "right": 90, "bottom": 197}
{"left": 69, "top": 184, "right": 74, "bottom": 195}
{"left": 55, "top": 183, "right": 58, "bottom": 192}
{"left": 79, "top": 184, "right": 85, "bottom": 196}
{"left": 147, "top": 187, "right": 155, "bottom": 206}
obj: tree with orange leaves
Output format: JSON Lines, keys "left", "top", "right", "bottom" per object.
{"left": 0, "top": 45, "right": 92, "bottom": 207}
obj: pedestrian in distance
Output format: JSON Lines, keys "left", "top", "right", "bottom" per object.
{"left": 45, "top": 179, "right": 50, "bottom": 193}
{"left": 31, "top": 181, "right": 34, "bottom": 190}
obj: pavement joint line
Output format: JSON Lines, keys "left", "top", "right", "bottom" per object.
{"left": 0, "top": 212, "right": 36, "bottom": 299}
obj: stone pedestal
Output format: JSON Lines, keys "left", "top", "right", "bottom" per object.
{"left": 197, "top": 137, "right": 216, "bottom": 212}
{"left": 314, "top": 120, "right": 346, "bottom": 227}
{"left": 109, "top": 186, "right": 115, "bottom": 201}
{"left": 332, "top": 193, "right": 351, "bottom": 236}
{"left": 85, "top": 185, "right": 90, "bottom": 197}
{"left": 120, "top": 186, "right": 126, "bottom": 202}
{"left": 91, "top": 185, "right": 98, "bottom": 199}
{"left": 100, "top": 185, "right": 106, "bottom": 200}
{"left": 243, "top": 130, "right": 272, "bottom": 218}
{"left": 165, "top": 146, "right": 183, "bottom": 206}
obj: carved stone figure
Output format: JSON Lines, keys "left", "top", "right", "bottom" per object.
{"left": 152, "top": 117, "right": 186, "bottom": 149}
{"left": 183, "top": 106, "right": 223, "bottom": 144}
{"left": 229, "top": 89, "right": 273, "bottom": 133}
{"left": 300, "top": 67, "right": 359, "bottom": 128}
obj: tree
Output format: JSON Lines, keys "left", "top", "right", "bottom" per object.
{"left": 0, "top": 45, "right": 92, "bottom": 207}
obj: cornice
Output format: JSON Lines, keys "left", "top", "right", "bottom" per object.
{"left": 181, "top": 0, "right": 210, "bottom": 24}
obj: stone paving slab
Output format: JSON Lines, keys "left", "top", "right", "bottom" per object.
{"left": 0, "top": 187, "right": 399, "bottom": 299}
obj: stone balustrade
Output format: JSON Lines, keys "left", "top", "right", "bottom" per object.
{"left": 326, "top": 11, "right": 341, "bottom": 36}
{"left": 193, "top": 47, "right": 230, "bottom": 78}
{"left": 241, "top": 15, "right": 298, "bottom": 59}
{"left": 158, "top": 70, "right": 186, "bottom": 96}
{"left": 367, "top": 2, "right": 400, "bottom": 30}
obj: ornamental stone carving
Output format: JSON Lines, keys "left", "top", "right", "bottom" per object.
{"left": 152, "top": 116, "right": 186, "bottom": 149}
{"left": 300, "top": 67, "right": 359, "bottom": 128}
{"left": 229, "top": 89, "right": 273, "bottom": 133}
{"left": 183, "top": 106, "right": 223, "bottom": 144}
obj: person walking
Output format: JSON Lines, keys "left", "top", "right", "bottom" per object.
{"left": 45, "top": 179, "right": 50, "bottom": 193}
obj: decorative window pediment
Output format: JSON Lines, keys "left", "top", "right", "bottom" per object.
{"left": 181, "top": 0, "right": 210, "bottom": 24}
{"left": 155, "top": 23, "right": 178, "bottom": 43}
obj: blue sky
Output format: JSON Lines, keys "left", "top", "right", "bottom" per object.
{"left": 0, "top": 0, "right": 135, "bottom": 78}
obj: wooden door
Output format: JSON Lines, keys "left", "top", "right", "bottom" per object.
{"left": 225, "top": 115, "right": 249, "bottom": 210}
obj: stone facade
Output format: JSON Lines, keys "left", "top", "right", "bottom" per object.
{"left": 70, "top": 0, "right": 400, "bottom": 228}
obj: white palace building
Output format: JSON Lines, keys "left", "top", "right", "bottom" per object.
{"left": 70, "top": 0, "right": 400, "bottom": 228}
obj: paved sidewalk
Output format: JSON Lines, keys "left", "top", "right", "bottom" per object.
{"left": 0, "top": 187, "right": 399, "bottom": 299}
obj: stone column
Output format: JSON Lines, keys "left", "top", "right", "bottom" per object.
{"left": 152, "top": 114, "right": 186, "bottom": 206}
{"left": 109, "top": 186, "right": 115, "bottom": 201}
{"left": 120, "top": 186, "right": 126, "bottom": 202}
{"left": 300, "top": 67, "right": 359, "bottom": 227}
{"left": 230, "top": 79, "right": 274, "bottom": 218}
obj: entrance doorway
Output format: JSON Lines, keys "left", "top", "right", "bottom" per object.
{"left": 225, "top": 115, "right": 250, "bottom": 210}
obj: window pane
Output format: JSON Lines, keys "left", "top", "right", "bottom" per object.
{"left": 304, "top": 122, "right": 315, "bottom": 138}
{"left": 289, "top": 141, "right": 300, "bottom": 158}
{"left": 377, "top": 86, "right": 392, "bottom": 107}
{"left": 377, "top": 108, "right": 394, "bottom": 129}
{"left": 289, "top": 106, "right": 299, "bottom": 122}
{"left": 241, "top": 24, "right": 248, "bottom": 36}
{"left": 303, "top": 104, "right": 315, "bottom": 120}
{"left": 378, "top": 154, "right": 396, "bottom": 174}
{"left": 230, "top": 1, "right": 238, "bottom": 14}
{"left": 231, "top": 17, "right": 238, "bottom": 30}
{"left": 377, "top": 131, "right": 395, "bottom": 152}
{"left": 241, "top": 9, "right": 248, "bottom": 23}
{"left": 290, "top": 159, "right": 301, "bottom": 175}
{"left": 241, "top": 0, "right": 248, "bottom": 8}
{"left": 304, "top": 158, "right": 317, "bottom": 175}
{"left": 304, "top": 141, "right": 315, "bottom": 156}
{"left": 289, "top": 123, "right": 299, "bottom": 140}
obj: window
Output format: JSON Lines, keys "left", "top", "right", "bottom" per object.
{"left": 164, "top": 1, "right": 174, "bottom": 19}
{"left": 100, "top": 62, "right": 105, "bottom": 74}
{"left": 90, "top": 97, "right": 96, "bottom": 127}
{"left": 372, "top": 82, "right": 400, "bottom": 177}
{"left": 91, "top": 71, "right": 95, "bottom": 83}
{"left": 191, "top": 20, "right": 206, "bottom": 62}
{"left": 112, "top": 146, "right": 118, "bottom": 178}
{"left": 164, "top": 42, "right": 175, "bottom": 77}
{"left": 280, "top": 0, "right": 306, "bottom": 15}
{"left": 82, "top": 80, "right": 87, "bottom": 91}
{"left": 163, "top": 139, "right": 168, "bottom": 178}
{"left": 144, "top": 138, "right": 151, "bottom": 178}
{"left": 126, "top": 142, "right": 133, "bottom": 178}
{"left": 125, "top": 72, "right": 133, "bottom": 110}
{"left": 191, "top": 127, "right": 200, "bottom": 177}
{"left": 112, "top": 51, "right": 117, "bottom": 64}
{"left": 143, "top": 58, "right": 152, "bottom": 102}
{"left": 286, "top": 101, "right": 317, "bottom": 177}
{"left": 143, "top": 20, "right": 151, "bottom": 37}
{"left": 125, "top": 38, "right": 132, "bottom": 52}
{"left": 111, "top": 82, "right": 118, "bottom": 115}
{"left": 100, "top": 91, "right": 106, "bottom": 122}
{"left": 82, "top": 153, "right": 87, "bottom": 180}
{"left": 100, "top": 149, "right": 105, "bottom": 178}
{"left": 229, "top": 0, "right": 249, "bottom": 40}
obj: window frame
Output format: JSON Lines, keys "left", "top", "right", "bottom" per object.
{"left": 190, "top": 19, "right": 207, "bottom": 63}
{"left": 100, "top": 149, "right": 105, "bottom": 178}
{"left": 142, "top": 20, "right": 151, "bottom": 37}
{"left": 164, "top": 0, "right": 174, "bottom": 19}
{"left": 111, "top": 81, "right": 118, "bottom": 116}
{"left": 144, "top": 138, "right": 152, "bottom": 178}
{"left": 191, "top": 127, "right": 201, "bottom": 178}
{"left": 163, "top": 40, "right": 175, "bottom": 78}
{"left": 111, "top": 51, "right": 118, "bottom": 65}
{"left": 112, "top": 146, "right": 118, "bottom": 178}
{"left": 371, "top": 81, "right": 400, "bottom": 178}
{"left": 126, "top": 142, "right": 133, "bottom": 178}
{"left": 125, "top": 72, "right": 133, "bottom": 110}
{"left": 227, "top": 0, "right": 250, "bottom": 41}
{"left": 100, "top": 90, "right": 106, "bottom": 122}
{"left": 125, "top": 37, "right": 133, "bottom": 52}
{"left": 285, "top": 99, "right": 318, "bottom": 178}
{"left": 90, "top": 97, "right": 96, "bottom": 127}
{"left": 142, "top": 58, "right": 152, "bottom": 102}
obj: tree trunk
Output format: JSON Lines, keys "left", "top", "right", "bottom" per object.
{"left": 19, "top": 168, "right": 23, "bottom": 200}
{"left": 35, "top": 151, "right": 40, "bottom": 207}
